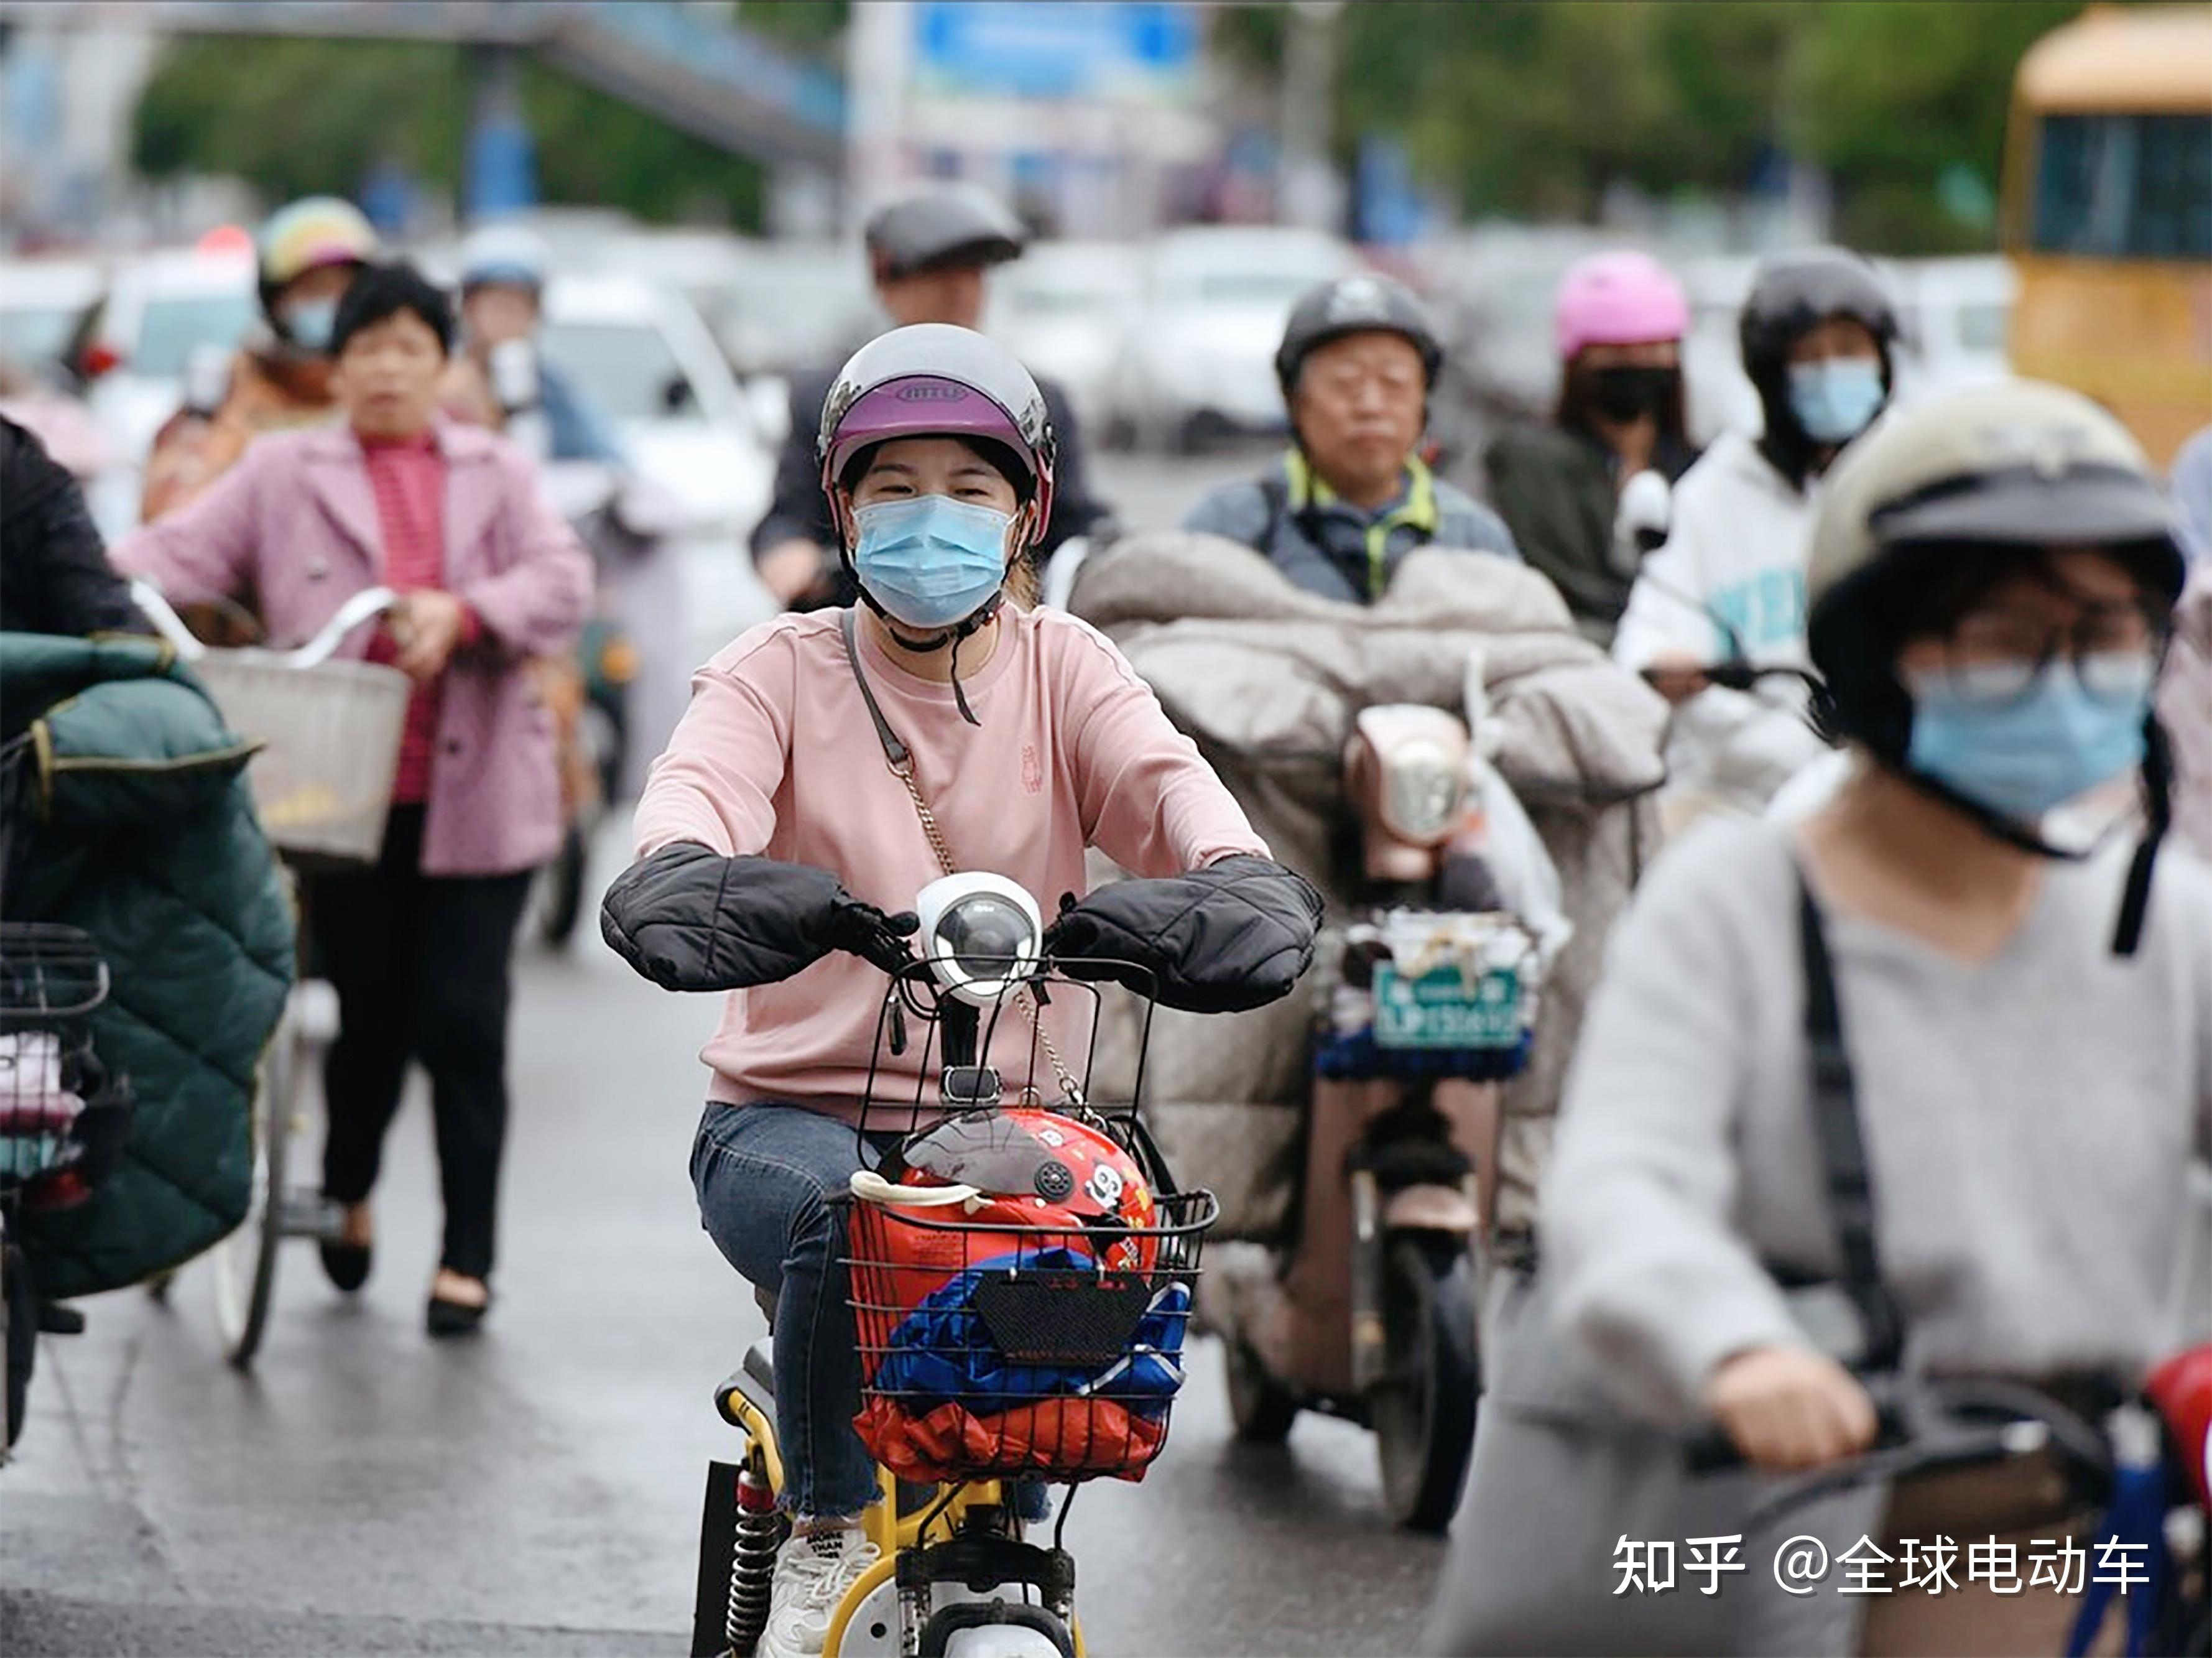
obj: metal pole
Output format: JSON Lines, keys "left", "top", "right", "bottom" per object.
{"left": 844, "top": 0, "right": 911, "bottom": 234}
{"left": 465, "top": 34, "right": 537, "bottom": 222}
{"left": 1277, "top": 0, "right": 1343, "bottom": 230}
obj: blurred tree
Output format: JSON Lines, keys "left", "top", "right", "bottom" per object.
{"left": 131, "top": 34, "right": 769, "bottom": 229}
{"left": 1785, "top": 0, "right": 2089, "bottom": 251}
{"left": 519, "top": 62, "right": 764, "bottom": 226}
{"left": 1216, "top": 0, "right": 2138, "bottom": 252}
{"left": 133, "top": 37, "right": 469, "bottom": 208}
{"left": 1642, "top": 1, "right": 1808, "bottom": 198}
{"left": 733, "top": 1, "right": 849, "bottom": 54}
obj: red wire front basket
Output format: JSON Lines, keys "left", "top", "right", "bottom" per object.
{"left": 846, "top": 1182, "right": 1216, "bottom": 1487}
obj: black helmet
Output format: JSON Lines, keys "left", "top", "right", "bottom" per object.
{"left": 864, "top": 184, "right": 1027, "bottom": 282}
{"left": 1739, "top": 247, "right": 1899, "bottom": 463}
{"left": 1274, "top": 273, "right": 1444, "bottom": 399}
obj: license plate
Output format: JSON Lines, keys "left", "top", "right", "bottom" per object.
{"left": 1372, "top": 961, "right": 1525, "bottom": 1050}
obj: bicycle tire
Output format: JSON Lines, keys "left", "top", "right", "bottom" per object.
{"left": 1374, "top": 1234, "right": 1479, "bottom": 1533}
{"left": 211, "top": 1001, "right": 297, "bottom": 1367}
{"left": 2, "top": 1237, "right": 32, "bottom": 1451}
{"left": 1224, "top": 1334, "right": 1298, "bottom": 1443}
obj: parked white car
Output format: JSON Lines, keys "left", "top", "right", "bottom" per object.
{"left": 1677, "top": 253, "right": 1764, "bottom": 445}
{"left": 1427, "top": 224, "right": 1626, "bottom": 418}
{"left": 1893, "top": 255, "right": 2015, "bottom": 401}
{"left": 1106, "top": 226, "right": 1362, "bottom": 450}
{"left": 714, "top": 241, "right": 873, "bottom": 383}
{"left": 984, "top": 240, "right": 1145, "bottom": 440}
{"left": 72, "top": 243, "right": 260, "bottom": 537}
{"left": 0, "top": 256, "right": 106, "bottom": 383}
{"left": 536, "top": 272, "right": 777, "bottom": 705}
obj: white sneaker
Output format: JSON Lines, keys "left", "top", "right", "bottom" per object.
{"left": 757, "top": 1524, "right": 881, "bottom": 1658}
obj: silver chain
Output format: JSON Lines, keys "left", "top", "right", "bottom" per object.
{"left": 889, "top": 758, "right": 1087, "bottom": 1109}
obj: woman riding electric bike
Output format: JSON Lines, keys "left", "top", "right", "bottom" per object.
{"left": 602, "top": 324, "right": 1319, "bottom": 1658}
{"left": 1612, "top": 247, "right": 1900, "bottom": 830}
{"left": 1483, "top": 249, "right": 1700, "bottom": 646}
{"left": 1427, "top": 379, "right": 2212, "bottom": 1656}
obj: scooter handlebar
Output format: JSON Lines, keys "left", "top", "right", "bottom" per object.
{"left": 1682, "top": 1373, "right": 2118, "bottom": 1532}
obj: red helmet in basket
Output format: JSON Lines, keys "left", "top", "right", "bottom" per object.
{"left": 899, "top": 1108, "right": 1157, "bottom": 1274}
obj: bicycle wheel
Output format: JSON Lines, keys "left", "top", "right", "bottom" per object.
{"left": 3, "top": 1234, "right": 32, "bottom": 1451}
{"left": 210, "top": 999, "right": 297, "bottom": 1368}
{"left": 1224, "top": 1333, "right": 1298, "bottom": 1443}
{"left": 1374, "top": 1234, "right": 1479, "bottom": 1533}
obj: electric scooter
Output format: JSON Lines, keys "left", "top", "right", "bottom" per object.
{"left": 1211, "top": 705, "right": 1542, "bottom": 1531}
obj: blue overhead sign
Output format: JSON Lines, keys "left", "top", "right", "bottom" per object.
{"left": 911, "top": 2, "right": 1200, "bottom": 102}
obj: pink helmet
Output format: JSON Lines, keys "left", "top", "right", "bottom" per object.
{"left": 1553, "top": 251, "right": 1689, "bottom": 361}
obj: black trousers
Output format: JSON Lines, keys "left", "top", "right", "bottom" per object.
{"left": 306, "top": 807, "right": 532, "bottom": 1279}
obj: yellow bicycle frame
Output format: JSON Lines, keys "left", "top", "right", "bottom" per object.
{"left": 717, "top": 1385, "right": 1086, "bottom": 1658}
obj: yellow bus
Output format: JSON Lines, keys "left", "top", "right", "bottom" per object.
{"left": 2002, "top": 4, "right": 2212, "bottom": 466}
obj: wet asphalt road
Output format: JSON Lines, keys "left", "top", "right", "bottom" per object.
{"left": 3, "top": 445, "right": 1454, "bottom": 1657}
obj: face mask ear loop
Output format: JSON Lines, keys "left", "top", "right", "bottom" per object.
{"left": 2111, "top": 712, "right": 2171, "bottom": 959}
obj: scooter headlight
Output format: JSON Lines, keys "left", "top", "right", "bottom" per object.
{"left": 1380, "top": 738, "right": 1468, "bottom": 845}
{"left": 914, "top": 872, "right": 1043, "bottom": 1007}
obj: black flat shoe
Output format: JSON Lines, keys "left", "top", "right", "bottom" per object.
{"left": 318, "top": 1239, "right": 371, "bottom": 1294}
{"left": 426, "top": 1289, "right": 491, "bottom": 1337}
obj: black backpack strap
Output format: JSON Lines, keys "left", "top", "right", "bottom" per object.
{"left": 1795, "top": 869, "right": 1906, "bottom": 1371}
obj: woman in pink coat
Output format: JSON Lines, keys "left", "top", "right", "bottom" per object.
{"left": 113, "top": 262, "right": 591, "bottom": 1333}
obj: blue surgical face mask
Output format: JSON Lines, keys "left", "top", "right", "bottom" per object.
{"left": 1904, "top": 653, "right": 2155, "bottom": 827}
{"left": 284, "top": 298, "right": 339, "bottom": 354}
{"left": 1787, "top": 358, "right": 1886, "bottom": 444}
{"left": 852, "top": 494, "right": 1014, "bottom": 631}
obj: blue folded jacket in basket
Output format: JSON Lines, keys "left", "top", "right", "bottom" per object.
{"left": 870, "top": 1246, "right": 1190, "bottom": 1417}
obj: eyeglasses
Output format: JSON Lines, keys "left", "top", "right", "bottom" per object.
{"left": 1931, "top": 600, "right": 2167, "bottom": 707}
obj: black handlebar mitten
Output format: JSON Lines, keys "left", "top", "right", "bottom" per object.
{"left": 601, "top": 843, "right": 862, "bottom": 991}
{"left": 1043, "top": 854, "right": 1323, "bottom": 1014}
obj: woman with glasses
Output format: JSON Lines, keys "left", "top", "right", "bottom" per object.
{"left": 1425, "top": 379, "right": 2211, "bottom": 1656}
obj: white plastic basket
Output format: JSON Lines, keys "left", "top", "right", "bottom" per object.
{"left": 133, "top": 583, "right": 410, "bottom": 863}
{"left": 192, "top": 654, "right": 409, "bottom": 861}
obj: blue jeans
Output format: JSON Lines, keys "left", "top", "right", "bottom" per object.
{"left": 690, "top": 1102, "right": 1055, "bottom": 1526}
{"left": 690, "top": 1102, "right": 885, "bottom": 1520}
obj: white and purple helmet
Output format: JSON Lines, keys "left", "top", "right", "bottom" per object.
{"left": 817, "top": 323, "right": 1057, "bottom": 543}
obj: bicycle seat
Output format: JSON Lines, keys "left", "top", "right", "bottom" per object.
{"left": 744, "top": 1336, "right": 774, "bottom": 1393}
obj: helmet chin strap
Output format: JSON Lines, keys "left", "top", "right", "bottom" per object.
{"left": 851, "top": 581, "right": 1004, "bottom": 727}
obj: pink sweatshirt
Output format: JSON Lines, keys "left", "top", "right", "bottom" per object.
{"left": 633, "top": 606, "right": 1270, "bottom": 1114}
